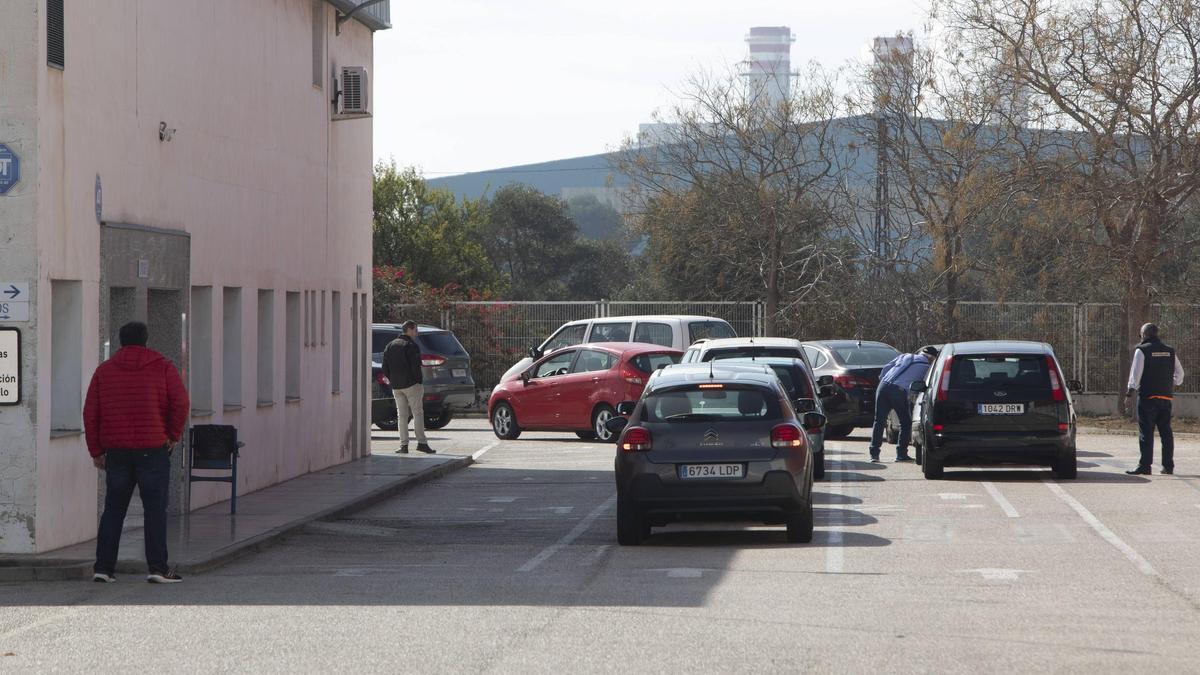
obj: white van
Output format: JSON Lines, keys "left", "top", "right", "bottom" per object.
{"left": 498, "top": 315, "right": 737, "bottom": 383}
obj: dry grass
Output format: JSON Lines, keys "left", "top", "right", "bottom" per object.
{"left": 1077, "top": 413, "right": 1200, "bottom": 434}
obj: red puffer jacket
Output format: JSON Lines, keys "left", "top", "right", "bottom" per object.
{"left": 83, "top": 346, "right": 190, "bottom": 458}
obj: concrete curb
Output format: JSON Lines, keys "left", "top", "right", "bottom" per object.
{"left": 1078, "top": 425, "right": 1200, "bottom": 438}
{"left": 0, "top": 455, "right": 475, "bottom": 582}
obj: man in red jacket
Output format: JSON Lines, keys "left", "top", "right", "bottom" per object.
{"left": 84, "top": 322, "right": 190, "bottom": 584}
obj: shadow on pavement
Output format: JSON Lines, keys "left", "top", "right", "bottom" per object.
{"left": 1076, "top": 450, "right": 1114, "bottom": 458}
{"left": 831, "top": 460, "right": 887, "bottom": 471}
{"left": 824, "top": 471, "right": 886, "bottom": 482}
{"left": 812, "top": 491, "right": 863, "bottom": 505}
{"left": 941, "top": 469, "right": 1152, "bottom": 484}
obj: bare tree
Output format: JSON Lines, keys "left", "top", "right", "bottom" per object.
{"left": 614, "top": 66, "right": 846, "bottom": 335}
{"left": 944, "top": 0, "right": 1200, "bottom": 407}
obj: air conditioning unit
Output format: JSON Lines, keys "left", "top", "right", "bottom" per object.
{"left": 335, "top": 66, "right": 369, "bottom": 117}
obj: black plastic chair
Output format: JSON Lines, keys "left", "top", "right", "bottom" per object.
{"left": 188, "top": 425, "right": 243, "bottom": 514}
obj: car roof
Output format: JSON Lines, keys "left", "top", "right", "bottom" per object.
{"left": 721, "top": 356, "right": 808, "bottom": 367}
{"left": 564, "top": 315, "right": 728, "bottom": 325}
{"left": 945, "top": 340, "right": 1052, "bottom": 355}
{"left": 803, "top": 340, "right": 896, "bottom": 349}
{"left": 372, "top": 323, "right": 448, "bottom": 334}
{"left": 692, "top": 337, "right": 804, "bottom": 349}
{"left": 582, "top": 342, "right": 684, "bottom": 356}
{"left": 649, "top": 363, "right": 780, "bottom": 389}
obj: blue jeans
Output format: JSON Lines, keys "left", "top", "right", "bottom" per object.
{"left": 95, "top": 447, "right": 171, "bottom": 575}
{"left": 869, "top": 382, "right": 912, "bottom": 458}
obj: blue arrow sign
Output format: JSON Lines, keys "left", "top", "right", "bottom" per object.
{"left": 3, "top": 286, "right": 18, "bottom": 299}
{"left": 0, "top": 145, "right": 19, "bottom": 195}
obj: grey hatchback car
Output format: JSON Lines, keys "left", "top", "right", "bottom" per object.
{"left": 371, "top": 324, "right": 475, "bottom": 430}
{"left": 609, "top": 364, "right": 825, "bottom": 546}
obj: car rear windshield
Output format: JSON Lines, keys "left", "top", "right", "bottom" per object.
{"left": 704, "top": 347, "right": 801, "bottom": 361}
{"left": 688, "top": 321, "right": 736, "bottom": 343}
{"left": 642, "top": 385, "right": 782, "bottom": 423}
{"left": 949, "top": 354, "right": 1050, "bottom": 390}
{"left": 417, "top": 332, "right": 467, "bottom": 356}
{"left": 831, "top": 345, "right": 899, "bottom": 367}
{"left": 630, "top": 352, "right": 681, "bottom": 373}
{"left": 767, "top": 365, "right": 814, "bottom": 399}
{"left": 372, "top": 330, "right": 402, "bottom": 355}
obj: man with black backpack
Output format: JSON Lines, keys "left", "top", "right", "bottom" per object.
{"left": 1125, "top": 323, "right": 1185, "bottom": 476}
{"left": 383, "top": 321, "right": 436, "bottom": 455}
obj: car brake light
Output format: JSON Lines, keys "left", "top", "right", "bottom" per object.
{"left": 421, "top": 354, "right": 447, "bottom": 367}
{"left": 620, "top": 427, "right": 652, "bottom": 452}
{"left": 1058, "top": 423, "right": 1069, "bottom": 433}
{"left": 620, "top": 363, "right": 644, "bottom": 385}
{"left": 933, "top": 424, "right": 945, "bottom": 432}
{"left": 937, "top": 357, "right": 954, "bottom": 401}
{"left": 375, "top": 372, "right": 389, "bottom": 387}
{"left": 771, "top": 424, "right": 804, "bottom": 449}
{"left": 833, "top": 374, "right": 872, "bottom": 389}
{"left": 1046, "top": 356, "right": 1066, "bottom": 402}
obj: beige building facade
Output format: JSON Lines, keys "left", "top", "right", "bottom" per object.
{"left": 0, "top": 0, "right": 388, "bottom": 553}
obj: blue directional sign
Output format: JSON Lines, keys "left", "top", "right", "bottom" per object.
{"left": 0, "top": 145, "right": 19, "bottom": 195}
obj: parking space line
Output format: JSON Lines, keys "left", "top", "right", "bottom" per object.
{"left": 975, "top": 470, "right": 1020, "bottom": 518}
{"left": 471, "top": 441, "right": 499, "bottom": 461}
{"left": 517, "top": 494, "right": 616, "bottom": 573}
{"left": 1044, "top": 480, "right": 1157, "bottom": 577}
{"left": 826, "top": 461, "right": 845, "bottom": 574}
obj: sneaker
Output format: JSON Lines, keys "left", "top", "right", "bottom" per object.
{"left": 147, "top": 570, "right": 183, "bottom": 584}
{"left": 395, "top": 445, "right": 409, "bottom": 454}
{"left": 895, "top": 455, "right": 915, "bottom": 462}
{"left": 869, "top": 453, "right": 881, "bottom": 463}
{"left": 1161, "top": 468, "right": 1174, "bottom": 475}
{"left": 415, "top": 443, "right": 436, "bottom": 454}
{"left": 93, "top": 573, "right": 116, "bottom": 583}
{"left": 1125, "top": 466, "right": 1151, "bottom": 476}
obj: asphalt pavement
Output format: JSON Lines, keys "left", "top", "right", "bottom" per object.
{"left": 2, "top": 420, "right": 1199, "bottom": 673}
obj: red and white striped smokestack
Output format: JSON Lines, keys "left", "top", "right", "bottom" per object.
{"left": 744, "top": 26, "right": 795, "bottom": 108}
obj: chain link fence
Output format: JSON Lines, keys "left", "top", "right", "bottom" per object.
{"left": 385, "top": 300, "right": 1200, "bottom": 395}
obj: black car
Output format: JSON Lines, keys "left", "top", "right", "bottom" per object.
{"left": 608, "top": 364, "right": 825, "bottom": 546}
{"left": 371, "top": 324, "right": 476, "bottom": 431}
{"left": 910, "top": 341, "right": 1081, "bottom": 479}
{"left": 801, "top": 340, "right": 901, "bottom": 439}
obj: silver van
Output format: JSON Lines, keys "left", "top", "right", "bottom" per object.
{"left": 499, "top": 315, "right": 736, "bottom": 383}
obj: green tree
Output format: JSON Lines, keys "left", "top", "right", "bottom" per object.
{"left": 372, "top": 162, "right": 499, "bottom": 292}
{"left": 479, "top": 184, "right": 580, "bottom": 300}
{"left": 566, "top": 194, "right": 626, "bottom": 242}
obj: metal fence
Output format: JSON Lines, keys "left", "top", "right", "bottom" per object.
{"left": 387, "top": 300, "right": 1200, "bottom": 395}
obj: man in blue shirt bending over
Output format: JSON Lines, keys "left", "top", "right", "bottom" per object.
{"left": 869, "top": 345, "right": 940, "bottom": 463}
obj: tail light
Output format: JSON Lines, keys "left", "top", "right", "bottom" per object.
{"left": 771, "top": 424, "right": 805, "bottom": 449}
{"left": 936, "top": 357, "right": 954, "bottom": 401}
{"left": 620, "top": 427, "right": 652, "bottom": 452}
{"left": 1058, "top": 423, "right": 1070, "bottom": 433}
{"left": 833, "top": 374, "right": 874, "bottom": 389}
{"left": 933, "top": 424, "right": 945, "bottom": 432}
{"left": 1046, "top": 356, "right": 1066, "bottom": 402}
{"left": 620, "top": 363, "right": 645, "bottom": 385}
{"left": 375, "top": 372, "right": 389, "bottom": 387}
{"left": 421, "top": 354, "right": 446, "bottom": 367}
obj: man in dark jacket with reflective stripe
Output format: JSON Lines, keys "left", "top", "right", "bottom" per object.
{"left": 83, "top": 322, "right": 189, "bottom": 583}
{"left": 1125, "top": 323, "right": 1185, "bottom": 476}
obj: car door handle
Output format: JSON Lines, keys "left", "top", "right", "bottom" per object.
{"left": 591, "top": 376, "right": 601, "bottom": 382}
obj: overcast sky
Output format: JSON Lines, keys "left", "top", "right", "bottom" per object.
{"left": 372, "top": 0, "right": 930, "bottom": 176}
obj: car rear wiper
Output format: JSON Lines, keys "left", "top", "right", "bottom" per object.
{"left": 664, "top": 413, "right": 722, "bottom": 421}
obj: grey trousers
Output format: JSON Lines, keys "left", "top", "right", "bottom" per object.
{"left": 393, "top": 384, "right": 427, "bottom": 446}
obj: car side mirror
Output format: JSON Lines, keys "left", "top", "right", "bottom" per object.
{"left": 793, "top": 398, "right": 817, "bottom": 413}
{"left": 604, "top": 416, "right": 628, "bottom": 437}
{"left": 802, "top": 412, "right": 827, "bottom": 432}
{"left": 910, "top": 381, "right": 928, "bottom": 393}
{"left": 817, "top": 375, "right": 834, "bottom": 387}
{"left": 817, "top": 385, "right": 837, "bottom": 398}
{"left": 1067, "top": 379, "right": 1083, "bottom": 394}
{"left": 615, "top": 401, "right": 637, "bottom": 417}
{"left": 521, "top": 371, "right": 532, "bottom": 386}
{"left": 528, "top": 347, "right": 543, "bottom": 359}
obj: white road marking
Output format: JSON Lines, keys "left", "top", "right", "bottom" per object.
{"left": 826, "top": 462, "right": 845, "bottom": 574}
{"left": 957, "top": 568, "right": 1031, "bottom": 581}
{"left": 1045, "top": 480, "right": 1158, "bottom": 577}
{"left": 472, "top": 441, "right": 499, "bottom": 461}
{"left": 517, "top": 494, "right": 617, "bottom": 573}
{"left": 488, "top": 497, "right": 518, "bottom": 503}
{"left": 647, "top": 567, "right": 710, "bottom": 578}
{"left": 579, "top": 545, "right": 610, "bottom": 567}
{"left": 859, "top": 504, "right": 903, "bottom": 513}
{"left": 935, "top": 493, "right": 973, "bottom": 501}
{"left": 975, "top": 472, "right": 1021, "bottom": 518}
{"left": 531, "top": 506, "right": 575, "bottom": 515}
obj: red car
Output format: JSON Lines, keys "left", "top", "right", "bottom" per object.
{"left": 489, "top": 343, "right": 682, "bottom": 441}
